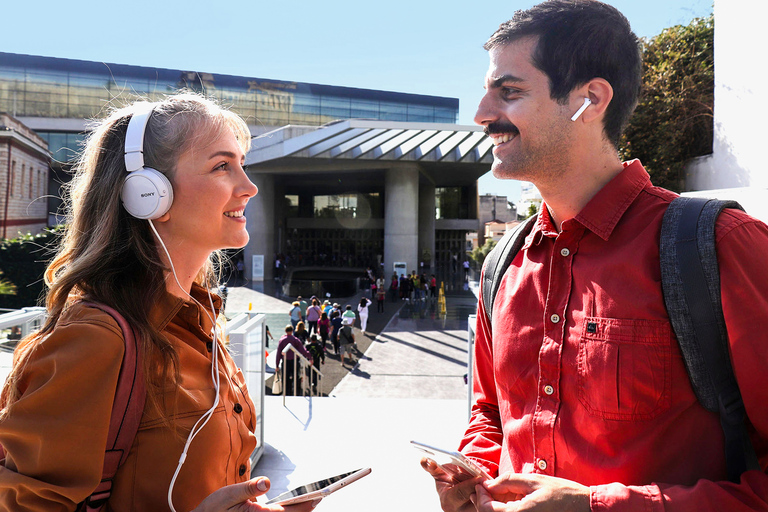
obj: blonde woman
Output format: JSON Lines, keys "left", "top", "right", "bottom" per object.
{"left": 0, "top": 94, "right": 318, "bottom": 512}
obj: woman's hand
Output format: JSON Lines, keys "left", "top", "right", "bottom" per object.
{"left": 192, "top": 477, "right": 321, "bottom": 512}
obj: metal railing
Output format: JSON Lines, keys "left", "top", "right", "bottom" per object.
{"left": 0, "top": 307, "right": 47, "bottom": 341}
{"left": 279, "top": 344, "right": 323, "bottom": 405}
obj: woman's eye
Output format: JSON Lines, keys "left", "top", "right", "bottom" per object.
{"left": 214, "top": 162, "right": 229, "bottom": 172}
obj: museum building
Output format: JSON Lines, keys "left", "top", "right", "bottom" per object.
{"left": 0, "top": 51, "right": 491, "bottom": 282}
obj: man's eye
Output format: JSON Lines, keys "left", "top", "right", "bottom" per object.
{"left": 501, "top": 87, "right": 520, "bottom": 99}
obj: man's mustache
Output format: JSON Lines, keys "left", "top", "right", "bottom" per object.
{"left": 484, "top": 122, "right": 520, "bottom": 137}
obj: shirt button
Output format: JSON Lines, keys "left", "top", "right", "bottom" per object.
{"left": 560, "top": 248, "right": 570, "bottom": 257}
{"left": 550, "top": 314, "right": 560, "bottom": 324}
{"left": 538, "top": 459, "right": 548, "bottom": 471}
{"left": 544, "top": 385, "right": 554, "bottom": 396}
{"left": 234, "top": 403, "right": 243, "bottom": 414}
{"left": 239, "top": 464, "right": 247, "bottom": 476}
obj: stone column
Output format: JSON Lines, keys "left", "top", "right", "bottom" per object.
{"left": 384, "top": 166, "right": 419, "bottom": 279}
{"left": 418, "top": 181, "right": 436, "bottom": 272}
{"left": 244, "top": 172, "right": 275, "bottom": 281}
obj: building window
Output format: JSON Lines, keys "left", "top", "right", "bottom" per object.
{"left": 436, "top": 187, "right": 470, "bottom": 219}
{"left": 10, "top": 161, "right": 15, "bottom": 197}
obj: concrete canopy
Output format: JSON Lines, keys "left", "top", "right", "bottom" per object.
{"left": 245, "top": 119, "right": 493, "bottom": 186}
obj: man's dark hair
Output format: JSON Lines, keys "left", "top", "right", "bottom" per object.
{"left": 285, "top": 325, "right": 294, "bottom": 333}
{"left": 485, "top": 0, "right": 642, "bottom": 147}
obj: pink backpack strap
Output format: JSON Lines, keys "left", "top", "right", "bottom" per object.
{"left": 80, "top": 303, "right": 146, "bottom": 512}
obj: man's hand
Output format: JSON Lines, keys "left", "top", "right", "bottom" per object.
{"left": 472, "top": 473, "right": 590, "bottom": 512}
{"left": 421, "top": 457, "right": 484, "bottom": 512}
{"left": 191, "top": 477, "right": 321, "bottom": 512}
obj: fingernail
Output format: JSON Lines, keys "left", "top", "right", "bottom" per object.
{"left": 256, "top": 479, "right": 268, "bottom": 491}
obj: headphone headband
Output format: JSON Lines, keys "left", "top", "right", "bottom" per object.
{"left": 124, "top": 106, "right": 153, "bottom": 172}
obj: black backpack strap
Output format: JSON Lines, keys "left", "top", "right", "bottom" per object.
{"left": 481, "top": 214, "right": 538, "bottom": 325}
{"left": 660, "top": 196, "right": 759, "bottom": 481}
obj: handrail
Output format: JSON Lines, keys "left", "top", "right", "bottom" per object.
{"left": 279, "top": 344, "right": 324, "bottom": 405}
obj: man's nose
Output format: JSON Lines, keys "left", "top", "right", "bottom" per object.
{"left": 474, "top": 91, "right": 497, "bottom": 127}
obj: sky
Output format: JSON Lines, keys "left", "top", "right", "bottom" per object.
{"left": 4, "top": 0, "right": 713, "bottom": 203}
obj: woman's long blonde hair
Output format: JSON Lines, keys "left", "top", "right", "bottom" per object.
{"left": 1, "top": 92, "right": 251, "bottom": 418}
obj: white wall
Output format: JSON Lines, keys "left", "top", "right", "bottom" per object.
{"left": 686, "top": 0, "right": 768, "bottom": 221}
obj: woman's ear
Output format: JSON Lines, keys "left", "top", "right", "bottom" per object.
{"left": 155, "top": 211, "right": 171, "bottom": 223}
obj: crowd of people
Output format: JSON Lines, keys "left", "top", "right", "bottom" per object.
{"left": 275, "top": 293, "right": 385, "bottom": 395}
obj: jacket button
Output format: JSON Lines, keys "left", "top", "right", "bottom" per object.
{"left": 239, "top": 464, "right": 247, "bottom": 476}
{"left": 234, "top": 403, "right": 243, "bottom": 414}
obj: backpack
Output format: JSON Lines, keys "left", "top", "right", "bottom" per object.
{"left": 78, "top": 303, "right": 146, "bottom": 511}
{"left": 480, "top": 196, "right": 760, "bottom": 482}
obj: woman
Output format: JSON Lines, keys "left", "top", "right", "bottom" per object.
{"left": 289, "top": 301, "right": 301, "bottom": 329}
{"left": 0, "top": 94, "right": 317, "bottom": 512}
{"left": 294, "top": 321, "right": 309, "bottom": 343}
{"left": 305, "top": 299, "right": 322, "bottom": 336}
{"left": 317, "top": 311, "right": 331, "bottom": 350}
{"left": 358, "top": 297, "right": 372, "bottom": 335}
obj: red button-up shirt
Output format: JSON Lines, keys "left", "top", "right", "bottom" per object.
{"left": 461, "top": 161, "right": 768, "bottom": 511}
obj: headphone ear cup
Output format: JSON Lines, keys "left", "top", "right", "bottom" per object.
{"left": 121, "top": 168, "right": 174, "bottom": 220}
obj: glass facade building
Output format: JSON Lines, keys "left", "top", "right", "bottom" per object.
{"left": 0, "top": 52, "right": 458, "bottom": 160}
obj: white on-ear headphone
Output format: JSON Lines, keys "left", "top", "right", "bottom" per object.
{"left": 571, "top": 97, "right": 592, "bottom": 122}
{"left": 122, "top": 107, "right": 174, "bottom": 219}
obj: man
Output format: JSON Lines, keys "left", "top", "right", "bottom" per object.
{"left": 423, "top": 1, "right": 768, "bottom": 511}
{"left": 342, "top": 304, "right": 356, "bottom": 326}
{"left": 275, "top": 325, "right": 313, "bottom": 396}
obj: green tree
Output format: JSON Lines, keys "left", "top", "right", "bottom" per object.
{"left": 470, "top": 239, "right": 498, "bottom": 269}
{"left": 0, "top": 227, "right": 63, "bottom": 310}
{"left": 620, "top": 15, "right": 714, "bottom": 191}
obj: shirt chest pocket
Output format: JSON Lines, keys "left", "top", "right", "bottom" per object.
{"left": 577, "top": 317, "right": 672, "bottom": 421}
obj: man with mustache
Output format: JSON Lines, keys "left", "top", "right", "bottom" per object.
{"left": 422, "top": 1, "right": 768, "bottom": 511}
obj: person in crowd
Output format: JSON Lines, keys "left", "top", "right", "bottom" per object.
{"left": 304, "top": 334, "right": 325, "bottom": 394}
{"left": 306, "top": 298, "right": 322, "bottom": 336}
{"left": 429, "top": 274, "right": 438, "bottom": 299}
{"left": 421, "top": 2, "right": 768, "bottom": 511}
{"left": 288, "top": 300, "right": 301, "bottom": 329}
{"left": 0, "top": 93, "right": 317, "bottom": 511}
{"left": 342, "top": 304, "right": 356, "bottom": 326}
{"left": 297, "top": 296, "right": 308, "bottom": 323}
{"left": 337, "top": 323, "right": 356, "bottom": 367}
{"left": 399, "top": 273, "right": 410, "bottom": 300}
{"left": 276, "top": 325, "right": 313, "bottom": 397}
{"left": 358, "top": 297, "right": 372, "bottom": 335}
{"left": 376, "top": 282, "right": 386, "bottom": 313}
{"left": 293, "top": 321, "right": 309, "bottom": 343}
{"left": 389, "top": 272, "right": 399, "bottom": 302}
{"left": 330, "top": 310, "right": 343, "bottom": 355}
{"left": 317, "top": 311, "right": 331, "bottom": 351}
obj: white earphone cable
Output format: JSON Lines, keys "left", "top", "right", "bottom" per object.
{"left": 148, "top": 220, "right": 223, "bottom": 512}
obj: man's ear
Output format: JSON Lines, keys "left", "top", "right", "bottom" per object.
{"left": 577, "top": 78, "right": 613, "bottom": 123}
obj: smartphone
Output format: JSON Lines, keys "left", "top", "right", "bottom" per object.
{"left": 411, "top": 440, "right": 492, "bottom": 481}
{"left": 265, "top": 467, "right": 372, "bottom": 505}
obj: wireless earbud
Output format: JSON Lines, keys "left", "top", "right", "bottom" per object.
{"left": 570, "top": 97, "right": 592, "bottom": 122}
{"left": 122, "top": 107, "right": 174, "bottom": 219}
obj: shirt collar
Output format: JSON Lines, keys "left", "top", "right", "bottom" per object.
{"left": 524, "top": 160, "right": 650, "bottom": 247}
